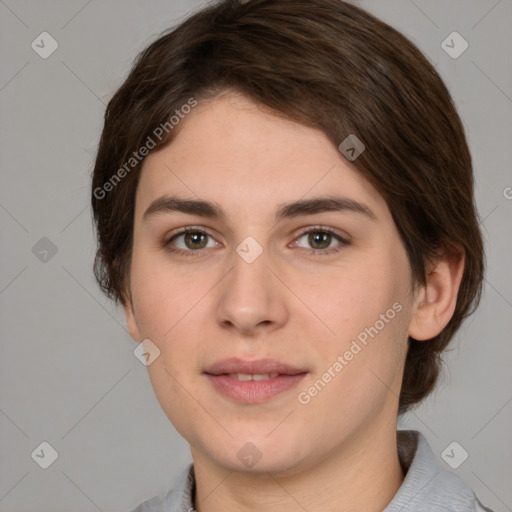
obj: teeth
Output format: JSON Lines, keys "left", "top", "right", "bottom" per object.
{"left": 229, "top": 373, "right": 279, "bottom": 381}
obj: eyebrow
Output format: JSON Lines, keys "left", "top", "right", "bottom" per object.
{"left": 142, "top": 195, "right": 377, "bottom": 224}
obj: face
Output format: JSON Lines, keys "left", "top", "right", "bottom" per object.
{"left": 124, "top": 92, "right": 418, "bottom": 475}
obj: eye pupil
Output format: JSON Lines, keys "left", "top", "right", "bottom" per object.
{"left": 185, "top": 232, "right": 208, "bottom": 249}
{"left": 309, "top": 232, "right": 331, "bottom": 249}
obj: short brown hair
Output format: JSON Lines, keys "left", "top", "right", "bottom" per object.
{"left": 91, "top": 0, "right": 484, "bottom": 413}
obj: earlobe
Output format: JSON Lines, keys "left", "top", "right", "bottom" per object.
{"left": 409, "top": 246, "right": 465, "bottom": 341}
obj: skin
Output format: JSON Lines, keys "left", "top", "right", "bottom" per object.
{"left": 123, "top": 91, "right": 464, "bottom": 512}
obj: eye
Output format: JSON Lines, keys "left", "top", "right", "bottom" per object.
{"left": 293, "top": 226, "right": 349, "bottom": 254}
{"left": 163, "top": 225, "right": 350, "bottom": 257}
{"left": 164, "top": 227, "right": 219, "bottom": 255}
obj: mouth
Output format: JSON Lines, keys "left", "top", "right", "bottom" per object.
{"left": 204, "top": 358, "right": 308, "bottom": 404}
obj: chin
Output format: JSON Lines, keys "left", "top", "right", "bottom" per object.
{"left": 195, "top": 430, "right": 313, "bottom": 475}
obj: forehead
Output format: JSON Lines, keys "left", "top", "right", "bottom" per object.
{"left": 136, "top": 93, "right": 387, "bottom": 219}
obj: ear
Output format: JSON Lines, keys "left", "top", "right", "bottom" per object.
{"left": 123, "top": 295, "right": 143, "bottom": 342}
{"left": 409, "top": 245, "right": 465, "bottom": 341}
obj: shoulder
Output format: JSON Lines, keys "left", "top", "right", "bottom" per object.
{"left": 127, "top": 463, "right": 195, "bottom": 512}
{"left": 385, "top": 430, "right": 494, "bottom": 512}
{"left": 128, "top": 493, "right": 165, "bottom": 512}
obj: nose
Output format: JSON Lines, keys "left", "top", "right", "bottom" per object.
{"left": 214, "top": 244, "right": 289, "bottom": 336}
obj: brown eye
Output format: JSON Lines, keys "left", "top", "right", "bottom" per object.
{"left": 164, "top": 228, "right": 218, "bottom": 254}
{"left": 182, "top": 232, "right": 209, "bottom": 250}
{"left": 293, "top": 227, "right": 350, "bottom": 255}
{"left": 307, "top": 232, "right": 332, "bottom": 250}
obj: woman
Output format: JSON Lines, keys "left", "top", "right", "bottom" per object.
{"left": 91, "top": 1, "right": 491, "bottom": 510}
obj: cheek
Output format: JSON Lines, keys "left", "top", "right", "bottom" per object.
{"left": 306, "top": 244, "right": 412, "bottom": 385}
{"left": 129, "top": 250, "right": 199, "bottom": 339}
{"left": 129, "top": 254, "right": 207, "bottom": 429}
{"left": 129, "top": 250, "right": 211, "bottom": 382}
{"left": 297, "top": 275, "right": 411, "bottom": 429}
{"left": 314, "top": 255, "right": 408, "bottom": 337}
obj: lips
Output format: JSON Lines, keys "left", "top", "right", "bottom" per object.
{"left": 204, "top": 357, "right": 307, "bottom": 376}
{"left": 204, "top": 358, "right": 308, "bottom": 403}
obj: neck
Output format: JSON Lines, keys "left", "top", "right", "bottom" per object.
{"left": 191, "top": 420, "right": 405, "bottom": 512}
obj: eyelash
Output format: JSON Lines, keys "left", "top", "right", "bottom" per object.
{"left": 163, "top": 225, "right": 350, "bottom": 257}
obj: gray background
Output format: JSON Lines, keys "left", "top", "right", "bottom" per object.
{"left": 0, "top": 0, "right": 511, "bottom": 511}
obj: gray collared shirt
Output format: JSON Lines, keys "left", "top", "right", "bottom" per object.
{"left": 129, "top": 430, "right": 493, "bottom": 511}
